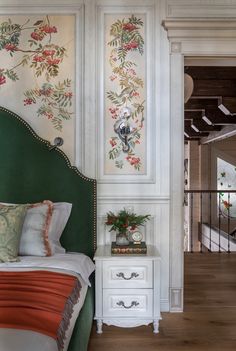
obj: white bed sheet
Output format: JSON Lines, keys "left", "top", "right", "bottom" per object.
{"left": 0, "top": 329, "right": 58, "bottom": 351}
{"left": 0, "top": 252, "right": 95, "bottom": 285}
{"left": 0, "top": 253, "right": 93, "bottom": 351}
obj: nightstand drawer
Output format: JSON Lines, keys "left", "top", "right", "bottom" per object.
{"left": 103, "top": 260, "right": 153, "bottom": 288}
{"left": 103, "top": 289, "right": 153, "bottom": 317}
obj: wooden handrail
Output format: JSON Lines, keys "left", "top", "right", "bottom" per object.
{"left": 184, "top": 190, "right": 236, "bottom": 193}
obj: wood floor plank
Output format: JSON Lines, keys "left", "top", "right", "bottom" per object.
{"left": 88, "top": 253, "right": 236, "bottom": 351}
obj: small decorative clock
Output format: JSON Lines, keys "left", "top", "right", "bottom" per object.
{"left": 131, "top": 230, "right": 143, "bottom": 244}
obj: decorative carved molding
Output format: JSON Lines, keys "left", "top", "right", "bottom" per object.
{"left": 171, "top": 42, "right": 182, "bottom": 53}
{"left": 163, "top": 19, "right": 236, "bottom": 40}
{"left": 103, "top": 318, "right": 154, "bottom": 328}
{"left": 164, "top": 19, "right": 236, "bottom": 29}
{"left": 166, "top": 0, "right": 236, "bottom": 19}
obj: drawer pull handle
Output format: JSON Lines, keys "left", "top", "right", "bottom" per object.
{"left": 116, "top": 300, "right": 139, "bottom": 309}
{"left": 116, "top": 272, "right": 139, "bottom": 280}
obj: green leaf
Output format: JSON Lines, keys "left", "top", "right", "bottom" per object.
{"left": 34, "top": 20, "right": 44, "bottom": 26}
{"left": 129, "top": 15, "right": 144, "bottom": 26}
{"left": 120, "top": 61, "right": 136, "bottom": 69}
{"left": 107, "top": 91, "right": 124, "bottom": 106}
{"left": 58, "top": 108, "right": 71, "bottom": 120}
{"left": 108, "top": 146, "right": 122, "bottom": 160}
{"left": 108, "top": 37, "right": 120, "bottom": 47}
{"left": 51, "top": 117, "right": 63, "bottom": 131}
{"left": 115, "top": 160, "right": 124, "bottom": 169}
{"left": 117, "top": 47, "right": 127, "bottom": 62}
{"left": 21, "top": 55, "right": 31, "bottom": 66}
{"left": 110, "top": 19, "right": 124, "bottom": 37}
{"left": 47, "top": 64, "right": 59, "bottom": 77}
{"left": 28, "top": 39, "right": 38, "bottom": 47}
{"left": 4, "top": 69, "right": 18, "bottom": 81}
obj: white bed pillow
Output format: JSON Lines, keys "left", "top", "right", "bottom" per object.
{"left": 0, "top": 201, "right": 72, "bottom": 256}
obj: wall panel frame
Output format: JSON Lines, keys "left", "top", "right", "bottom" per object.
{"left": 96, "top": 3, "right": 156, "bottom": 183}
{"left": 0, "top": 0, "right": 84, "bottom": 167}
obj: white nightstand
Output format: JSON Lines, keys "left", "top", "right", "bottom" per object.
{"left": 94, "top": 245, "right": 161, "bottom": 334}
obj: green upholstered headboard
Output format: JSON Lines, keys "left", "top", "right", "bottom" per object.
{"left": 0, "top": 106, "right": 96, "bottom": 258}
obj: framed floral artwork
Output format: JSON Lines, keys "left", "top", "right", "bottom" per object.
{"left": 97, "top": 7, "right": 155, "bottom": 182}
{"left": 105, "top": 14, "right": 145, "bottom": 174}
{"left": 0, "top": 13, "right": 80, "bottom": 163}
{"left": 217, "top": 157, "right": 236, "bottom": 218}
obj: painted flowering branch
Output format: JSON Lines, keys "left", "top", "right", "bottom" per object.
{"left": 106, "top": 15, "right": 145, "bottom": 170}
{"left": 23, "top": 79, "right": 73, "bottom": 131}
{"left": 0, "top": 18, "right": 65, "bottom": 83}
{"left": 0, "top": 16, "right": 72, "bottom": 131}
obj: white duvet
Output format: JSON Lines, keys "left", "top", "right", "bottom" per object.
{"left": 0, "top": 253, "right": 95, "bottom": 351}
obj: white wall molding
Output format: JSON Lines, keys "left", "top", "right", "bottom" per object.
{"left": 0, "top": 0, "right": 83, "bottom": 6}
{"left": 98, "top": 195, "right": 170, "bottom": 203}
{"left": 96, "top": 0, "right": 156, "bottom": 5}
{"left": 163, "top": 19, "right": 236, "bottom": 41}
{"left": 166, "top": 0, "right": 236, "bottom": 19}
{"left": 163, "top": 13, "right": 236, "bottom": 312}
{"left": 0, "top": 3, "right": 84, "bottom": 12}
{"left": 83, "top": 0, "right": 97, "bottom": 178}
{"left": 96, "top": 0, "right": 167, "bottom": 198}
{"left": 169, "top": 288, "right": 183, "bottom": 312}
{"left": 160, "top": 299, "right": 170, "bottom": 312}
{"left": 169, "top": 51, "right": 184, "bottom": 312}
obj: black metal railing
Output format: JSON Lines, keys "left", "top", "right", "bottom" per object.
{"left": 184, "top": 190, "right": 236, "bottom": 253}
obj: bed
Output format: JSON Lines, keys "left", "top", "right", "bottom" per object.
{"left": 0, "top": 106, "right": 97, "bottom": 351}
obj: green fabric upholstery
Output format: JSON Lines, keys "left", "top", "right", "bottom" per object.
{"left": 68, "top": 278, "right": 95, "bottom": 351}
{"left": 0, "top": 106, "right": 96, "bottom": 350}
{"left": 0, "top": 106, "right": 96, "bottom": 258}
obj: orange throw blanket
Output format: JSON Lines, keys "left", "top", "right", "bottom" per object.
{"left": 0, "top": 270, "right": 81, "bottom": 350}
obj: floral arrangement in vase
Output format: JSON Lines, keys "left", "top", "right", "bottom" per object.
{"left": 105, "top": 208, "right": 150, "bottom": 245}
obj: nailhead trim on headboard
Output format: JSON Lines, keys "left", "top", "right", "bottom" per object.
{"left": 0, "top": 106, "right": 97, "bottom": 253}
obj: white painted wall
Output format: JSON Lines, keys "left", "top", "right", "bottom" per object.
{"left": 2, "top": 0, "right": 236, "bottom": 312}
{"left": 162, "top": 0, "right": 236, "bottom": 311}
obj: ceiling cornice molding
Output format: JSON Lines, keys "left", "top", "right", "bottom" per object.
{"left": 162, "top": 19, "right": 236, "bottom": 40}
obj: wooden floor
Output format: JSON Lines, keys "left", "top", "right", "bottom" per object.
{"left": 88, "top": 253, "right": 236, "bottom": 351}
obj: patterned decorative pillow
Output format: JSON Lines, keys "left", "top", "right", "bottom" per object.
{"left": 0, "top": 204, "right": 28, "bottom": 262}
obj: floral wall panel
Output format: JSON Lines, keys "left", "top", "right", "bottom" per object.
{"left": 0, "top": 15, "right": 75, "bottom": 162}
{"left": 104, "top": 14, "right": 146, "bottom": 175}
{"left": 217, "top": 157, "right": 236, "bottom": 218}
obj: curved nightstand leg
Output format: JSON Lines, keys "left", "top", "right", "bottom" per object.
{"left": 153, "top": 319, "right": 159, "bottom": 334}
{"left": 96, "top": 319, "right": 103, "bottom": 334}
